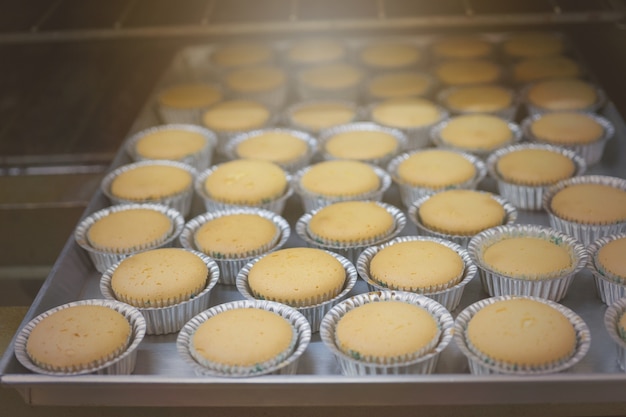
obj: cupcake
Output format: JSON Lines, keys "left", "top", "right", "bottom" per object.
{"left": 502, "top": 32, "right": 565, "bottom": 59}
{"left": 318, "top": 122, "right": 407, "bottom": 167}
{"left": 293, "top": 160, "right": 391, "bottom": 212}
{"left": 320, "top": 291, "right": 454, "bottom": 375}
{"left": 387, "top": 149, "right": 487, "bottom": 208}
{"left": 223, "top": 65, "right": 288, "bottom": 108}
{"left": 358, "top": 42, "right": 422, "bottom": 71}
{"left": 512, "top": 56, "right": 582, "bottom": 83}
{"left": 177, "top": 300, "right": 311, "bottom": 377}
{"left": 74, "top": 203, "right": 184, "bottom": 273}
{"left": 431, "top": 114, "right": 522, "bottom": 158}
{"left": 588, "top": 234, "right": 626, "bottom": 306}
{"left": 365, "top": 71, "right": 435, "bottom": 101}
{"left": 179, "top": 208, "right": 290, "bottom": 285}
{"left": 369, "top": 97, "right": 448, "bottom": 150}
{"left": 603, "top": 297, "right": 626, "bottom": 371}
{"left": 236, "top": 247, "right": 357, "bottom": 332}
{"left": 437, "top": 84, "right": 518, "bottom": 120}
{"left": 284, "top": 37, "right": 347, "bottom": 67}
{"left": 296, "top": 63, "right": 364, "bottom": 101}
{"left": 408, "top": 189, "right": 517, "bottom": 248}
{"left": 284, "top": 100, "right": 360, "bottom": 134}
{"left": 156, "top": 83, "right": 223, "bottom": 124}
{"left": 431, "top": 36, "right": 494, "bottom": 60}
{"left": 14, "top": 299, "right": 145, "bottom": 375}
{"left": 522, "top": 111, "right": 614, "bottom": 166}
{"left": 224, "top": 128, "right": 317, "bottom": 173}
{"left": 523, "top": 78, "right": 605, "bottom": 115}
{"left": 434, "top": 59, "right": 502, "bottom": 86}
{"left": 487, "top": 143, "right": 586, "bottom": 210}
{"left": 296, "top": 200, "right": 406, "bottom": 264}
{"left": 357, "top": 236, "right": 477, "bottom": 311}
{"left": 101, "top": 160, "right": 196, "bottom": 217}
{"left": 544, "top": 175, "right": 626, "bottom": 246}
{"left": 125, "top": 124, "right": 217, "bottom": 172}
{"left": 100, "top": 248, "right": 220, "bottom": 335}
{"left": 467, "top": 224, "right": 588, "bottom": 301}
{"left": 195, "top": 159, "right": 292, "bottom": 214}
{"left": 211, "top": 42, "right": 275, "bottom": 70}
{"left": 454, "top": 296, "right": 590, "bottom": 375}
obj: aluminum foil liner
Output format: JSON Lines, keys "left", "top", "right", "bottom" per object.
{"left": 604, "top": 297, "right": 626, "bottom": 371}
{"left": 364, "top": 71, "right": 437, "bottom": 102}
{"left": 295, "top": 201, "right": 406, "bottom": 265}
{"left": 236, "top": 250, "right": 358, "bottom": 333}
{"left": 283, "top": 99, "right": 363, "bottom": 135}
{"left": 587, "top": 234, "right": 626, "bottom": 306}
{"left": 100, "top": 250, "right": 220, "bottom": 335}
{"left": 407, "top": 192, "right": 518, "bottom": 248}
{"left": 179, "top": 208, "right": 291, "bottom": 285}
{"left": 318, "top": 122, "right": 409, "bottom": 167}
{"left": 14, "top": 299, "right": 146, "bottom": 376}
{"left": 74, "top": 203, "right": 185, "bottom": 273}
{"left": 520, "top": 81, "right": 607, "bottom": 117}
{"left": 357, "top": 236, "right": 477, "bottom": 311}
{"left": 156, "top": 83, "right": 223, "bottom": 125}
{"left": 223, "top": 128, "right": 318, "bottom": 173}
{"left": 101, "top": 160, "right": 197, "bottom": 218}
{"left": 436, "top": 85, "right": 519, "bottom": 121}
{"left": 430, "top": 116, "right": 523, "bottom": 159}
{"left": 292, "top": 163, "right": 392, "bottom": 213}
{"left": 125, "top": 124, "right": 218, "bottom": 172}
{"left": 320, "top": 290, "right": 454, "bottom": 375}
{"left": 176, "top": 300, "right": 311, "bottom": 377}
{"left": 194, "top": 163, "right": 293, "bottom": 215}
{"left": 486, "top": 143, "right": 587, "bottom": 211}
{"left": 521, "top": 112, "right": 615, "bottom": 166}
{"left": 454, "top": 295, "right": 591, "bottom": 375}
{"left": 543, "top": 175, "right": 626, "bottom": 246}
{"left": 387, "top": 149, "right": 487, "bottom": 209}
{"left": 467, "top": 224, "right": 588, "bottom": 301}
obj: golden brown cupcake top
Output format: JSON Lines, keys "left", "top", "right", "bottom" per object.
{"left": 597, "top": 237, "right": 626, "bottom": 280}
{"left": 157, "top": 84, "right": 222, "bottom": 109}
{"left": 134, "top": 129, "right": 207, "bottom": 161}
{"left": 234, "top": 131, "right": 308, "bottom": 164}
{"left": 530, "top": 112, "right": 604, "bottom": 145}
{"left": 526, "top": 78, "right": 598, "bottom": 111}
{"left": 323, "top": 129, "right": 399, "bottom": 162}
{"left": 371, "top": 97, "right": 443, "bottom": 129}
{"left": 513, "top": 56, "right": 581, "bottom": 83}
{"left": 289, "top": 102, "right": 356, "bottom": 132}
{"left": 225, "top": 66, "right": 286, "bottom": 93}
{"left": 503, "top": 32, "right": 565, "bottom": 58}
{"left": 550, "top": 183, "right": 626, "bottom": 225}
{"left": 202, "top": 100, "right": 270, "bottom": 132}
{"left": 359, "top": 43, "right": 421, "bottom": 69}
{"left": 299, "top": 160, "right": 380, "bottom": 197}
{"left": 496, "top": 148, "right": 576, "bottom": 186}
{"left": 435, "top": 59, "right": 501, "bottom": 86}
{"left": 443, "top": 85, "right": 514, "bottom": 113}
{"left": 439, "top": 114, "right": 513, "bottom": 151}
{"left": 396, "top": 149, "right": 476, "bottom": 189}
{"left": 367, "top": 71, "right": 432, "bottom": 100}
{"left": 110, "top": 165, "right": 192, "bottom": 201}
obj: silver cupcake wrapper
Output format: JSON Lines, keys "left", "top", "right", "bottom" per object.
{"left": 486, "top": 143, "right": 587, "bottom": 211}
{"left": 430, "top": 116, "right": 523, "bottom": 158}
{"left": 454, "top": 295, "right": 591, "bottom": 375}
{"left": 467, "top": 224, "right": 588, "bottom": 301}
{"left": 223, "top": 128, "right": 318, "bottom": 173}
{"left": 194, "top": 162, "right": 293, "bottom": 215}
{"left": 521, "top": 112, "right": 615, "bottom": 166}
{"left": 14, "top": 299, "right": 146, "bottom": 376}
{"left": 364, "top": 71, "right": 437, "bottom": 102}
{"left": 176, "top": 300, "right": 311, "bottom": 377}
{"left": 283, "top": 99, "right": 363, "bottom": 134}
{"left": 436, "top": 85, "right": 519, "bottom": 121}
{"left": 320, "top": 290, "right": 454, "bottom": 375}
{"left": 520, "top": 81, "right": 607, "bottom": 117}
{"left": 179, "top": 208, "right": 291, "bottom": 285}
{"left": 604, "top": 297, "right": 626, "bottom": 371}
{"left": 543, "top": 175, "right": 626, "bottom": 246}
{"left": 292, "top": 163, "right": 392, "bottom": 212}
{"left": 101, "top": 160, "right": 197, "bottom": 218}
{"left": 74, "top": 203, "right": 185, "bottom": 273}
{"left": 367, "top": 103, "right": 448, "bottom": 151}
{"left": 318, "top": 122, "right": 409, "bottom": 167}
{"left": 156, "top": 83, "right": 224, "bottom": 125}
{"left": 125, "top": 124, "right": 218, "bottom": 172}
{"left": 408, "top": 191, "right": 518, "bottom": 248}
{"left": 357, "top": 236, "right": 477, "bottom": 311}
{"left": 387, "top": 149, "right": 487, "bottom": 209}
{"left": 236, "top": 250, "right": 358, "bottom": 333}
{"left": 100, "top": 249, "right": 220, "bottom": 335}
{"left": 295, "top": 201, "right": 407, "bottom": 265}
{"left": 587, "top": 233, "right": 626, "bottom": 306}
{"left": 295, "top": 66, "right": 364, "bottom": 102}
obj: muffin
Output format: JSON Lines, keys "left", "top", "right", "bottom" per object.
{"left": 468, "top": 224, "right": 588, "bottom": 301}
{"left": 437, "top": 85, "right": 517, "bottom": 120}
{"left": 15, "top": 299, "right": 145, "bottom": 375}
{"left": 487, "top": 143, "right": 586, "bottom": 210}
{"left": 365, "top": 71, "right": 435, "bottom": 101}
{"left": 523, "top": 78, "right": 604, "bottom": 115}
{"left": 156, "top": 83, "right": 223, "bottom": 124}
{"left": 179, "top": 208, "right": 290, "bottom": 285}
{"left": 523, "top": 111, "right": 614, "bottom": 166}
{"left": 513, "top": 56, "right": 582, "bottom": 83}
{"left": 196, "top": 159, "right": 291, "bottom": 214}
{"left": 236, "top": 248, "right": 357, "bottom": 331}
{"left": 318, "top": 122, "right": 406, "bottom": 167}
{"left": 603, "top": 297, "right": 626, "bottom": 370}
{"left": 75, "top": 203, "right": 184, "bottom": 273}
{"left": 370, "top": 97, "right": 447, "bottom": 150}
{"left": 358, "top": 42, "right": 422, "bottom": 71}
{"left": 285, "top": 38, "right": 347, "bottom": 67}
{"left": 102, "top": 160, "right": 196, "bottom": 216}
{"left": 211, "top": 42, "right": 274, "bottom": 70}
{"left": 293, "top": 159, "right": 391, "bottom": 212}
{"left": 125, "top": 124, "right": 217, "bottom": 172}
{"left": 588, "top": 234, "right": 626, "bottom": 306}
{"left": 387, "top": 149, "right": 487, "bottom": 208}
{"left": 455, "top": 296, "right": 589, "bottom": 375}
{"left": 502, "top": 32, "right": 565, "bottom": 59}
{"left": 223, "top": 65, "right": 288, "bottom": 108}
{"left": 177, "top": 300, "right": 311, "bottom": 377}
{"left": 296, "top": 63, "right": 364, "bottom": 101}
{"left": 225, "top": 128, "right": 317, "bottom": 173}
{"left": 320, "top": 291, "right": 454, "bottom": 375}
{"left": 431, "top": 36, "right": 493, "bottom": 60}
{"left": 285, "top": 100, "right": 360, "bottom": 134}
{"left": 544, "top": 175, "right": 626, "bottom": 245}
{"left": 434, "top": 59, "right": 502, "bottom": 86}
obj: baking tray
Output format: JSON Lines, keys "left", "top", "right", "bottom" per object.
{"left": 2, "top": 34, "right": 626, "bottom": 407}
